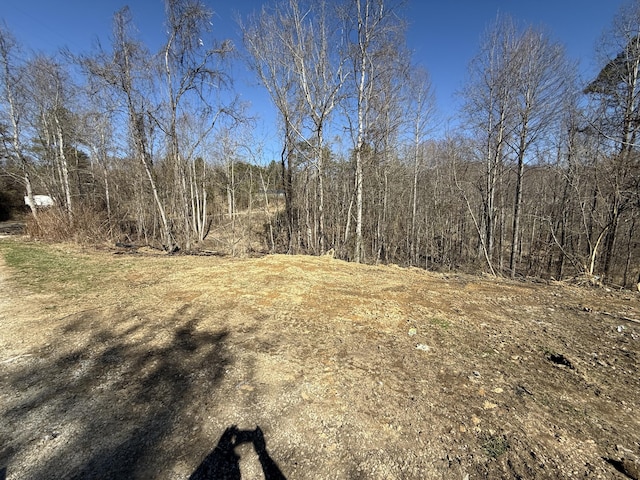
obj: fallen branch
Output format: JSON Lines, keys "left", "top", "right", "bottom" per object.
{"left": 600, "top": 311, "right": 640, "bottom": 326}
{"left": 1, "top": 353, "right": 33, "bottom": 364}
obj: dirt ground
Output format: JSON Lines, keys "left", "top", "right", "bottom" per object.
{"left": 0, "top": 237, "right": 639, "bottom": 479}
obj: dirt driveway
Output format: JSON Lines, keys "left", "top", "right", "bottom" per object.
{"left": 0, "top": 240, "right": 639, "bottom": 479}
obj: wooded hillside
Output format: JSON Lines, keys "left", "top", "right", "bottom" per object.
{"left": 1, "top": 0, "right": 638, "bottom": 287}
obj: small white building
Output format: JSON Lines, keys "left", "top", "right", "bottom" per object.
{"left": 24, "top": 195, "right": 55, "bottom": 208}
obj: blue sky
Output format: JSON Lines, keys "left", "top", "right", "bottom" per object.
{"left": 408, "top": 0, "right": 626, "bottom": 126}
{"left": 2, "top": 0, "right": 629, "bottom": 151}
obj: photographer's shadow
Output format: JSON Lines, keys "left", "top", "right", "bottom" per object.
{"left": 189, "top": 426, "right": 287, "bottom": 480}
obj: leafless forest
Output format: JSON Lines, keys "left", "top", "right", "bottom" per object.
{"left": 1, "top": 0, "right": 638, "bottom": 287}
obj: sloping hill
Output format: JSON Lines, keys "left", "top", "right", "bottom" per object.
{"left": 0, "top": 240, "right": 639, "bottom": 479}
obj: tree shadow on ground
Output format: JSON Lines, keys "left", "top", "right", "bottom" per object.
{"left": 190, "top": 426, "right": 287, "bottom": 480}
{"left": 0, "top": 305, "right": 232, "bottom": 479}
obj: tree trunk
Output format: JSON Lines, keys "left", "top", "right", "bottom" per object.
{"left": 510, "top": 147, "right": 525, "bottom": 278}
{"left": 54, "top": 114, "right": 73, "bottom": 218}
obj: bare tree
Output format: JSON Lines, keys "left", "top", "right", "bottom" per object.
{"left": 341, "top": 0, "right": 406, "bottom": 263}
{"left": 287, "top": 0, "right": 346, "bottom": 254}
{"left": 462, "top": 16, "right": 571, "bottom": 277}
{"left": 83, "top": 8, "right": 174, "bottom": 250}
{"left": 242, "top": 3, "right": 304, "bottom": 252}
{"left": 507, "top": 26, "right": 570, "bottom": 278}
{"left": 462, "top": 16, "right": 520, "bottom": 273}
{"left": 159, "top": 0, "right": 236, "bottom": 250}
{"left": 27, "top": 55, "right": 77, "bottom": 219}
{"left": 0, "top": 25, "right": 38, "bottom": 218}
{"left": 83, "top": 107, "right": 115, "bottom": 236}
{"left": 405, "top": 66, "right": 435, "bottom": 265}
{"left": 367, "top": 46, "right": 408, "bottom": 263}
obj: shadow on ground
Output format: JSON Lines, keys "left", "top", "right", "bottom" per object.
{"left": 0, "top": 305, "right": 232, "bottom": 479}
{"left": 190, "top": 426, "right": 286, "bottom": 480}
